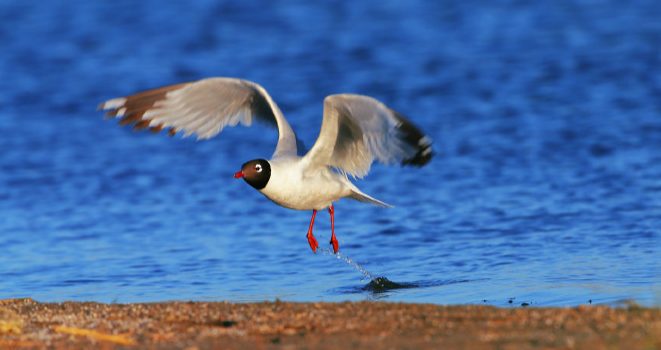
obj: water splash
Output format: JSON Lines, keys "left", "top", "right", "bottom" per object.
{"left": 363, "top": 277, "right": 417, "bottom": 293}
{"left": 318, "top": 248, "right": 375, "bottom": 282}
{"left": 319, "top": 250, "right": 419, "bottom": 293}
{"left": 321, "top": 248, "right": 475, "bottom": 296}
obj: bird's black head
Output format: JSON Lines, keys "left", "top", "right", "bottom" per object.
{"left": 233, "top": 159, "right": 271, "bottom": 190}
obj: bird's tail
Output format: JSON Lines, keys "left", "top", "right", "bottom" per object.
{"left": 348, "top": 189, "right": 393, "bottom": 208}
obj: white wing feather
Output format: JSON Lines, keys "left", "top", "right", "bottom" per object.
{"left": 98, "top": 78, "right": 300, "bottom": 159}
{"left": 302, "top": 94, "right": 432, "bottom": 178}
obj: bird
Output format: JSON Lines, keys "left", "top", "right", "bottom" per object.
{"left": 98, "top": 77, "right": 432, "bottom": 254}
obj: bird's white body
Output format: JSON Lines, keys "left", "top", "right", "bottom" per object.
{"left": 262, "top": 157, "right": 379, "bottom": 211}
{"left": 262, "top": 157, "right": 345, "bottom": 210}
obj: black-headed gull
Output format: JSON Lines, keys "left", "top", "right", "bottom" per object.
{"left": 98, "top": 78, "right": 432, "bottom": 254}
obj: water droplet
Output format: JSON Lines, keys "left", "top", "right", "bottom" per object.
{"left": 320, "top": 248, "right": 375, "bottom": 281}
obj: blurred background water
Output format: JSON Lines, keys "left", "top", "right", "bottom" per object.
{"left": 1, "top": 0, "right": 660, "bottom": 307}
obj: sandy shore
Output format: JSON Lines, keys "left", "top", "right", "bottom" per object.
{"left": 0, "top": 298, "right": 659, "bottom": 349}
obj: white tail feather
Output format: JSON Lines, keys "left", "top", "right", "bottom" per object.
{"left": 349, "top": 189, "right": 393, "bottom": 208}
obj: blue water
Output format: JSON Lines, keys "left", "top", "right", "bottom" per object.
{"left": 1, "top": 0, "right": 660, "bottom": 307}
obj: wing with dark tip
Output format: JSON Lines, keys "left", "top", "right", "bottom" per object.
{"left": 302, "top": 94, "right": 432, "bottom": 178}
{"left": 97, "top": 78, "right": 301, "bottom": 159}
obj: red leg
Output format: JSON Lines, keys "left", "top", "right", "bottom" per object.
{"left": 329, "top": 205, "right": 338, "bottom": 254}
{"left": 306, "top": 210, "right": 319, "bottom": 253}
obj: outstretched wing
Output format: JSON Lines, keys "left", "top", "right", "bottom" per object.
{"left": 302, "top": 94, "right": 432, "bottom": 178}
{"left": 98, "top": 77, "right": 301, "bottom": 159}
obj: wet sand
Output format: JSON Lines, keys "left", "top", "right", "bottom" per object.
{"left": 1, "top": 298, "right": 660, "bottom": 349}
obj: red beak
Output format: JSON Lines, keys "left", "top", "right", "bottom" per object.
{"left": 234, "top": 171, "right": 245, "bottom": 179}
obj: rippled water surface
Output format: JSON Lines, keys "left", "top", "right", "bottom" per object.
{"left": 1, "top": 0, "right": 660, "bottom": 307}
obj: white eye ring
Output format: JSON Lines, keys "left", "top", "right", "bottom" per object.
{"left": 255, "top": 164, "right": 262, "bottom": 173}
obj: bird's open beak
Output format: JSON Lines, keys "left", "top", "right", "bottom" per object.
{"left": 234, "top": 171, "right": 245, "bottom": 179}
